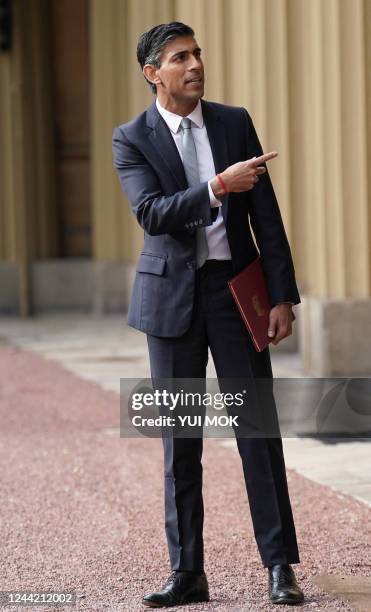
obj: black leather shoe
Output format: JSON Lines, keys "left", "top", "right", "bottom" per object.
{"left": 268, "top": 564, "right": 304, "bottom": 605}
{"left": 142, "top": 571, "right": 209, "bottom": 608}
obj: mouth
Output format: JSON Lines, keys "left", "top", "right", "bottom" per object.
{"left": 185, "top": 76, "right": 203, "bottom": 85}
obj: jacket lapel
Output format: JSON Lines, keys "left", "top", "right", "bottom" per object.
{"left": 146, "top": 102, "right": 188, "bottom": 189}
{"left": 146, "top": 100, "right": 230, "bottom": 221}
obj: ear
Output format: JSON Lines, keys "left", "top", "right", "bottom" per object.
{"left": 143, "top": 64, "right": 161, "bottom": 87}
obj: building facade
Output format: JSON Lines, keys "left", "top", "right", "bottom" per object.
{"left": 1, "top": 0, "right": 371, "bottom": 375}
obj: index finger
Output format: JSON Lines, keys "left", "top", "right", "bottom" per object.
{"left": 249, "top": 151, "right": 278, "bottom": 167}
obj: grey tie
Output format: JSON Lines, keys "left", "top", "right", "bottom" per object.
{"left": 180, "top": 117, "right": 209, "bottom": 268}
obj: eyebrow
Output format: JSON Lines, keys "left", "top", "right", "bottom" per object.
{"left": 171, "top": 47, "right": 202, "bottom": 59}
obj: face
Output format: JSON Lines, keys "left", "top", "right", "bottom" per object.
{"left": 144, "top": 36, "right": 205, "bottom": 112}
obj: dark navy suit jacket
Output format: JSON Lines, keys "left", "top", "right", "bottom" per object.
{"left": 112, "top": 99, "right": 300, "bottom": 337}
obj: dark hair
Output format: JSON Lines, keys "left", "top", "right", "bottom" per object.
{"left": 137, "top": 22, "right": 195, "bottom": 94}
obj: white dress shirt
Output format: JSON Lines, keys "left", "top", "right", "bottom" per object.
{"left": 156, "top": 98, "right": 232, "bottom": 260}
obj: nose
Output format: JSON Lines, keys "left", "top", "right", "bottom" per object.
{"left": 189, "top": 54, "right": 202, "bottom": 71}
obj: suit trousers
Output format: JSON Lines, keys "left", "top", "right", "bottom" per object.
{"left": 146, "top": 259, "right": 300, "bottom": 571}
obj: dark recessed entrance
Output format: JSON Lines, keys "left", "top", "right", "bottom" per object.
{"left": 50, "top": 0, "right": 91, "bottom": 257}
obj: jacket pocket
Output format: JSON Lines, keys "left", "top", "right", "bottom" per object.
{"left": 136, "top": 252, "right": 167, "bottom": 276}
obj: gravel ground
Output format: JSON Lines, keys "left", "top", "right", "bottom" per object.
{"left": 1, "top": 346, "right": 370, "bottom": 611}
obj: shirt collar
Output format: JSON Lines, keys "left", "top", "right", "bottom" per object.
{"left": 155, "top": 98, "right": 204, "bottom": 133}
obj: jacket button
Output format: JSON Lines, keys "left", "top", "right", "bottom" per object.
{"left": 186, "top": 261, "right": 195, "bottom": 270}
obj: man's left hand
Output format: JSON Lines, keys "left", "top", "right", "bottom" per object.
{"left": 268, "top": 303, "right": 295, "bottom": 346}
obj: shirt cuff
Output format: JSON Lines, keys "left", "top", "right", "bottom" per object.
{"left": 208, "top": 181, "right": 222, "bottom": 208}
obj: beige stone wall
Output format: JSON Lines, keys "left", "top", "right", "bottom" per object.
{"left": 91, "top": 0, "right": 371, "bottom": 299}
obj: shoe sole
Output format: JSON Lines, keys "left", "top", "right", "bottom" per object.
{"left": 142, "top": 594, "right": 210, "bottom": 608}
{"left": 270, "top": 595, "right": 304, "bottom": 605}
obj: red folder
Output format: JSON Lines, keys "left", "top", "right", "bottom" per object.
{"left": 228, "top": 257, "right": 271, "bottom": 352}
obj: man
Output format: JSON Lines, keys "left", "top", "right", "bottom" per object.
{"left": 112, "top": 22, "right": 304, "bottom": 607}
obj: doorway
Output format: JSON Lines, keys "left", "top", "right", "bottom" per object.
{"left": 50, "top": 0, "right": 91, "bottom": 257}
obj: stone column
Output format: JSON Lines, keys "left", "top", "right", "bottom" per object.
{"left": 0, "top": 0, "right": 57, "bottom": 314}
{"left": 288, "top": 0, "right": 370, "bottom": 374}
